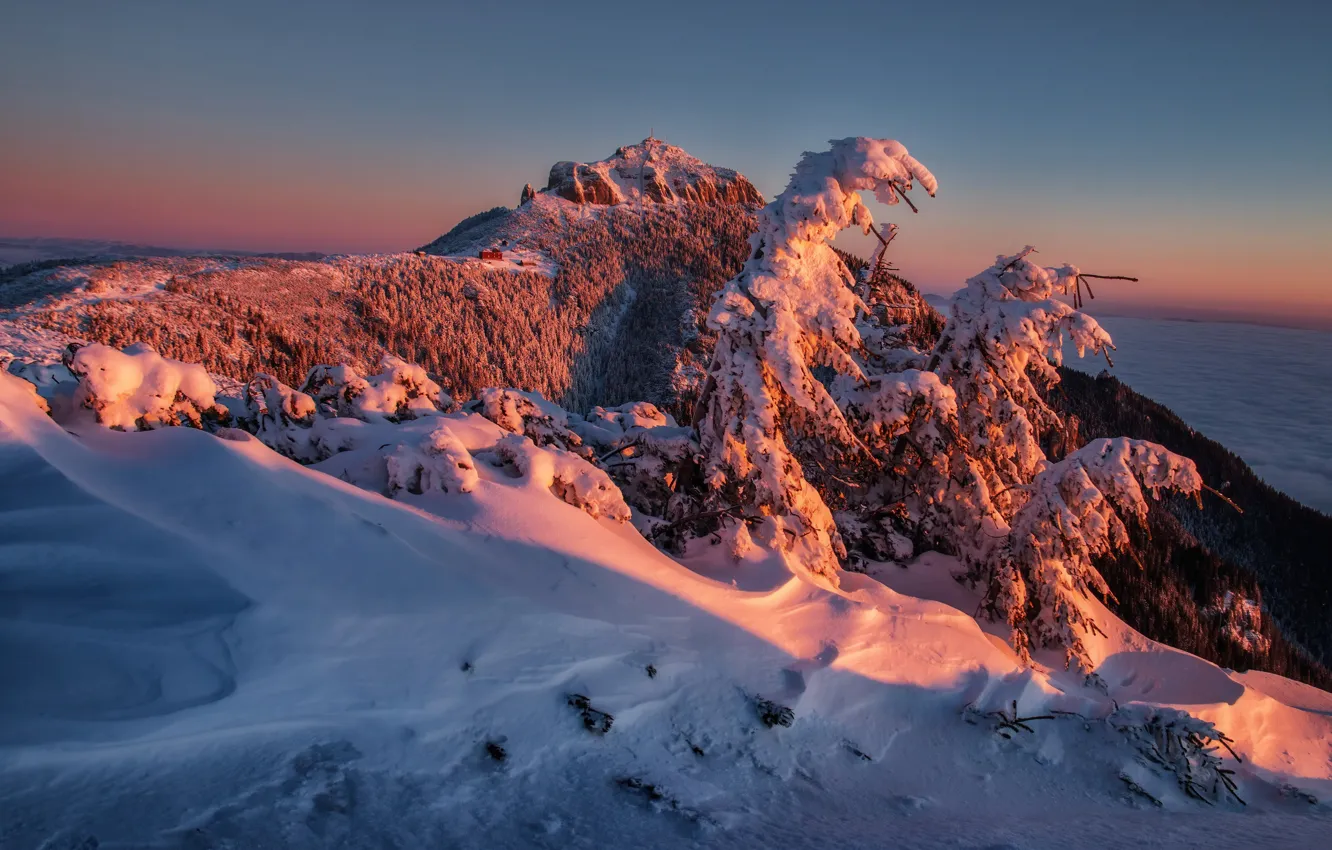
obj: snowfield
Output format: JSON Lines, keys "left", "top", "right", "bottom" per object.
{"left": 1, "top": 371, "right": 1329, "bottom": 848}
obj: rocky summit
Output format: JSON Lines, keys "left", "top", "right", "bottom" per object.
{"left": 540, "top": 136, "right": 764, "bottom": 207}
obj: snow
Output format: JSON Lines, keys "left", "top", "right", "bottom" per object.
{"left": 2, "top": 371, "right": 1330, "bottom": 847}
{"left": 67, "top": 342, "right": 224, "bottom": 430}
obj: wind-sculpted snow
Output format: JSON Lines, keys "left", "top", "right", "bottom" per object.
{"left": 1, "top": 370, "right": 1330, "bottom": 848}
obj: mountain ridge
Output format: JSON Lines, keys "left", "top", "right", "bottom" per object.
{"left": 2, "top": 138, "right": 1329, "bottom": 691}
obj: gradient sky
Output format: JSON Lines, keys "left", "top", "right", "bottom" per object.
{"left": 2, "top": 1, "right": 1330, "bottom": 324}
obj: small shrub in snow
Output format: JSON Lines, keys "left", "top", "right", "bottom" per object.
{"left": 843, "top": 741, "right": 873, "bottom": 761}
{"left": 466, "top": 387, "right": 586, "bottom": 454}
{"left": 481, "top": 434, "right": 630, "bottom": 522}
{"left": 755, "top": 696, "right": 795, "bottom": 728}
{"left": 386, "top": 422, "right": 479, "bottom": 496}
{"left": 64, "top": 342, "right": 227, "bottom": 430}
{"left": 302, "top": 355, "right": 452, "bottom": 422}
{"left": 566, "top": 693, "right": 614, "bottom": 734}
{"left": 1118, "top": 773, "right": 1164, "bottom": 807}
{"left": 986, "top": 700, "right": 1055, "bottom": 739}
{"left": 1278, "top": 783, "right": 1319, "bottom": 805}
{"left": 1111, "top": 705, "right": 1245, "bottom": 806}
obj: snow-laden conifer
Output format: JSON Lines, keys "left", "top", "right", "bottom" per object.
{"left": 989, "top": 438, "right": 1202, "bottom": 668}
{"left": 695, "top": 138, "right": 937, "bottom": 582}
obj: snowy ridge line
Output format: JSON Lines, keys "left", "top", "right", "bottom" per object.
{"left": 2, "top": 178, "right": 760, "bottom": 415}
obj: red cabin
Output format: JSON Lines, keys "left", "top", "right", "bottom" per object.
{"left": 479, "top": 248, "right": 503, "bottom": 260}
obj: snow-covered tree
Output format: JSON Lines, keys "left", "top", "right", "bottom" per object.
{"left": 694, "top": 138, "right": 937, "bottom": 583}
{"left": 932, "top": 246, "right": 1115, "bottom": 513}
{"left": 991, "top": 438, "right": 1202, "bottom": 668}
{"left": 891, "top": 247, "right": 1203, "bottom": 669}
{"left": 572, "top": 402, "right": 700, "bottom": 533}
{"left": 386, "top": 422, "right": 480, "bottom": 496}
{"left": 236, "top": 373, "right": 321, "bottom": 460}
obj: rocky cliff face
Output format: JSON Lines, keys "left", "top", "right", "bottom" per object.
{"left": 543, "top": 137, "right": 764, "bottom": 207}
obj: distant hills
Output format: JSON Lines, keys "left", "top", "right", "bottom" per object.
{"left": 0, "top": 236, "right": 327, "bottom": 269}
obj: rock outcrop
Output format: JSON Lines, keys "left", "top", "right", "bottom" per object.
{"left": 542, "top": 137, "right": 763, "bottom": 208}
{"left": 546, "top": 161, "right": 625, "bottom": 205}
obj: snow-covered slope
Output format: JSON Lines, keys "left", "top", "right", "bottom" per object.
{"left": 2, "top": 372, "right": 1329, "bottom": 848}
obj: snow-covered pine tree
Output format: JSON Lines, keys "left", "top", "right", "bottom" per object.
{"left": 694, "top": 138, "right": 937, "bottom": 582}
{"left": 996, "top": 438, "right": 1202, "bottom": 668}
{"left": 932, "top": 246, "right": 1115, "bottom": 509}
{"left": 916, "top": 247, "right": 1206, "bottom": 669}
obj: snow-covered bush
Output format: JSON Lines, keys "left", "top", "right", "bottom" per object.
{"left": 695, "top": 137, "right": 936, "bottom": 582}
{"left": 302, "top": 355, "right": 452, "bottom": 422}
{"left": 466, "top": 387, "right": 587, "bottom": 454}
{"left": 1111, "top": 704, "right": 1245, "bottom": 806}
{"left": 63, "top": 342, "right": 227, "bottom": 430}
{"left": 574, "top": 401, "right": 702, "bottom": 536}
{"left": 4, "top": 356, "right": 75, "bottom": 403}
{"left": 386, "top": 422, "right": 479, "bottom": 496}
{"left": 236, "top": 373, "right": 319, "bottom": 460}
{"left": 479, "top": 433, "right": 630, "bottom": 522}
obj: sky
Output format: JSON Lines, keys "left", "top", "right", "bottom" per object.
{"left": 2, "top": 0, "right": 1329, "bottom": 325}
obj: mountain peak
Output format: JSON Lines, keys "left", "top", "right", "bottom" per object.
{"left": 538, "top": 137, "right": 764, "bottom": 207}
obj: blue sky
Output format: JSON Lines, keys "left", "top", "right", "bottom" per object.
{"left": 2, "top": 0, "right": 1329, "bottom": 319}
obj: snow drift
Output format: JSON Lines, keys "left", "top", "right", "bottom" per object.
{"left": 1, "top": 365, "right": 1330, "bottom": 847}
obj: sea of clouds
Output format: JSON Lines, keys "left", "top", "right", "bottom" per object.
{"left": 1064, "top": 317, "right": 1332, "bottom": 515}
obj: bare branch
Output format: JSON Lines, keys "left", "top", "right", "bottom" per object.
{"left": 1201, "top": 483, "right": 1244, "bottom": 514}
